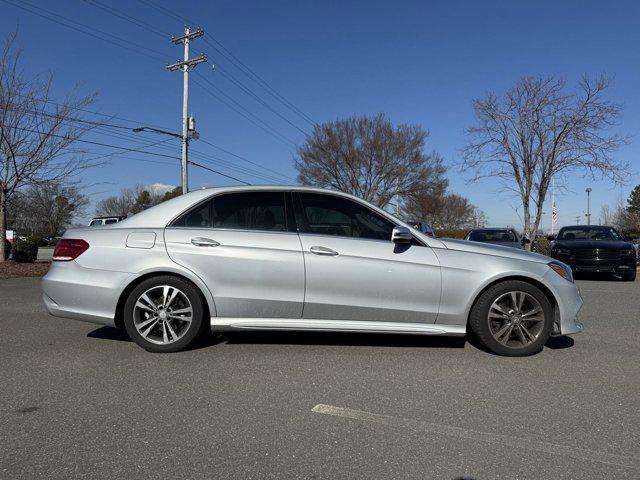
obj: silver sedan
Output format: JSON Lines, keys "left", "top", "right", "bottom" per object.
{"left": 42, "top": 186, "right": 583, "bottom": 356}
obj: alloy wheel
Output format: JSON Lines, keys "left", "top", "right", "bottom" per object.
{"left": 487, "top": 291, "right": 545, "bottom": 348}
{"left": 133, "top": 285, "right": 193, "bottom": 345}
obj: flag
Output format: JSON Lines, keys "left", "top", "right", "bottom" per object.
{"left": 552, "top": 202, "right": 557, "bottom": 224}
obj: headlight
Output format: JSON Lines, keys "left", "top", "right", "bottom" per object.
{"left": 620, "top": 249, "right": 635, "bottom": 256}
{"left": 548, "top": 262, "right": 573, "bottom": 282}
{"left": 552, "top": 248, "right": 571, "bottom": 255}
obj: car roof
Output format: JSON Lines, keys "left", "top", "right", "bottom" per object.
{"left": 111, "top": 185, "right": 392, "bottom": 228}
{"left": 560, "top": 225, "right": 609, "bottom": 229}
{"left": 469, "top": 227, "right": 513, "bottom": 231}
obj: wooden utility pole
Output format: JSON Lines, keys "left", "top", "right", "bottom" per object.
{"left": 167, "top": 27, "right": 207, "bottom": 194}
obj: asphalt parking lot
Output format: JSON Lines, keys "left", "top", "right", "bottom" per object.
{"left": 1, "top": 277, "right": 638, "bottom": 479}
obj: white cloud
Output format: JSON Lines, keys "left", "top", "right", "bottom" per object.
{"left": 146, "top": 183, "right": 176, "bottom": 194}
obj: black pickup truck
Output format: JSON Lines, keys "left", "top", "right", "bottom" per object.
{"left": 550, "top": 225, "right": 637, "bottom": 281}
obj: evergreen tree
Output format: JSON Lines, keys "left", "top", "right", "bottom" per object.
{"left": 626, "top": 185, "right": 640, "bottom": 214}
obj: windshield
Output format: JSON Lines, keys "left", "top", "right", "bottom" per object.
{"left": 468, "top": 230, "right": 516, "bottom": 242}
{"left": 557, "top": 226, "right": 622, "bottom": 241}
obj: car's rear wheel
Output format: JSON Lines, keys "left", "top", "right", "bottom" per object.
{"left": 123, "top": 276, "right": 208, "bottom": 352}
{"left": 469, "top": 280, "right": 553, "bottom": 357}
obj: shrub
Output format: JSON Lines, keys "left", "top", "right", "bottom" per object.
{"left": 532, "top": 238, "right": 551, "bottom": 256}
{"left": 434, "top": 228, "right": 468, "bottom": 239}
{"left": 3, "top": 238, "right": 10, "bottom": 260}
{"left": 12, "top": 237, "right": 39, "bottom": 263}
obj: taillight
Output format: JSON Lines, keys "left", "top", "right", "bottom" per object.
{"left": 53, "top": 239, "right": 90, "bottom": 261}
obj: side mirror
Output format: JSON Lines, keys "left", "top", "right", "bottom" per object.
{"left": 521, "top": 238, "right": 531, "bottom": 245}
{"left": 546, "top": 235, "right": 555, "bottom": 241}
{"left": 391, "top": 226, "right": 412, "bottom": 244}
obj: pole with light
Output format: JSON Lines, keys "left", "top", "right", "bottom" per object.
{"left": 132, "top": 122, "right": 200, "bottom": 193}
{"left": 585, "top": 187, "right": 592, "bottom": 225}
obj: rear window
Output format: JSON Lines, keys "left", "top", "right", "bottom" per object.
{"left": 468, "top": 230, "right": 516, "bottom": 242}
{"left": 172, "top": 192, "right": 287, "bottom": 232}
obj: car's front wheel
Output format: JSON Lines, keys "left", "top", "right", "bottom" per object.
{"left": 123, "top": 275, "right": 208, "bottom": 352}
{"left": 621, "top": 270, "right": 636, "bottom": 281}
{"left": 469, "top": 280, "right": 553, "bottom": 357}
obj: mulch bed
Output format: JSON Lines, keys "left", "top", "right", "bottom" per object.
{"left": 0, "top": 261, "right": 51, "bottom": 279}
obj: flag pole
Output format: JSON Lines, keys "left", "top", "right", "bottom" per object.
{"left": 551, "top": 177, "right": 555, "bottom": 236}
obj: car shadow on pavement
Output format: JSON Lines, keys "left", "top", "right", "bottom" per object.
{"left": 221, "top": 330, "right": 468, "bottom": 349}
{"left": 87, "top": 326, "right": 130, "bottom": 342}
{"left": 545, "top": 335, "right": 575, "bottom": 350}
{"left": 86, "top": 326, "right": 228, "bottom": 351}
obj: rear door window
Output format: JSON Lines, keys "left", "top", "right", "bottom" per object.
{"left": 212, "top": 192, "right": 287, "bottom": 232}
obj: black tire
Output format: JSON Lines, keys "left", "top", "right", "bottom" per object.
{"left": 468, "top": 280, "right": 554, "bottom": 357}
{"left": 123, "top": 275, "right": 208, "bottom": 353}
{"left": 622, "top": 270, "right": 636, "bottom": 281}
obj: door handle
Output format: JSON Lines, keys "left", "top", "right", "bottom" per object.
{"left": 190, "top": 237, "right": 220, "bottom": 247}
{"left": 310, "top": 246, "right": 339, "bottom": 256}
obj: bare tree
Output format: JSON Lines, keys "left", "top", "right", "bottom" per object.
{"left": 296, "top": 113, "right": 447, "bottom": 208}
{"left": 404, "top": 190, "right": 480, "bottom": 229}
{"left": 9, "top": 181, "right": 87, "bottom": 237}
{"left": 1, "top": 31, "right": 95, "bottom": 261}
{"left": 95, "top": 184, "right": 170, "bottom": 217}
{"left": 95, "top": 187, "right": 138, "bottom": 217}
{"left": 463, "top": 75, "right": 627, "bottom": 247}
{"left": 600, "top": 204, "right": 612, "bottom": 226}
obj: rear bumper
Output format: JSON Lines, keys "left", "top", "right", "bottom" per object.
{"left": 42, "top": 261, "right": 132, "bottom": 327}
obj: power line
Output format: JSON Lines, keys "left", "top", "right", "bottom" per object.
{"left": 77, "top": 0, "right": 309, "bottom": 144}
{"left": 216, "top": 69, "right": 310, "bottom": 136}
{"left": 2, "top": 100, "right": 296, "bottom": 183}
{"left": 4, "top": 0, "right": 300, "bottom": 184}
{"left": 7, "top": 124, "right": 181, "bottom": 160}
{"left": 192, "top": 75, "right": 297, "bottom": 147}
{"left": 188, "top": 160, "right": 251, "bottom": 185}
{"left": 202, "top": 36, "right": 316, "bottom": 126}
{"left": 195, "top": 138, "right": 296, "bottom": 182}
{"left": 82, "top": 0, "right": 170, "bottom": 39}
{"left": 134, "top": 0, "right": 316, "bottom": 126}
{"left": 1, "top": 0, "right": 167, "bottom": 61}
{"left": 10, "top": 93, "right": 177, "bottom": 132}
{"left": 0, "top": 103, "right": 142, "bottom": 131}
{"left": 7, "top": 125, "right": 256, "bottom": 185}
{"left": 7, "top": 0, "right": 305, "bottom": 153}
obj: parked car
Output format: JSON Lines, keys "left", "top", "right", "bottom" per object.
{"left": 43, "top": 186, "right": 583, "bottom": 356}
{"left": 42, "top": 236, "right": 61, "bottom": 246}
{"left": 465, "top": 228, "right": 529, "bottom": 250}
{"left": 88, "top": 216, "right": 126, "bottom": 227}
{"left": 549, "top": 225, "right": 637, "bottom": 281}
{"left": 407, "top": 221, "right": 436, "bottom": 237}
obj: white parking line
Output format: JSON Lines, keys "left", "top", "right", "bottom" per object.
{"left": 312, "top": 404, "right": 637, "bottom": 469}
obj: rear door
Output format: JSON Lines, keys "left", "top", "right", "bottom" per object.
{"left": 295, "top": 192, "right": 441, "bottom": 323}
{"left": 164, "top": 191, "right": 305, "bottom": 318}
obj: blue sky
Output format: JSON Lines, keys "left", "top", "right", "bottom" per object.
{"left": 1, "top": 0, "right": 639, "bottom": 228}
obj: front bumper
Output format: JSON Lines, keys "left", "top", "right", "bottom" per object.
{"left": 543, "top": 268, "right": 584, "bottom": 336}
{"left": 552, "top": 254, "right": 636, "bottom": 274}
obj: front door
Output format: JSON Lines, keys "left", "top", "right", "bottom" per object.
{"left": 295, "top": 192, "right": 441, "bottom": 323}
{"left": 165, "top": 191, "right": 304, "bottom": 318}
